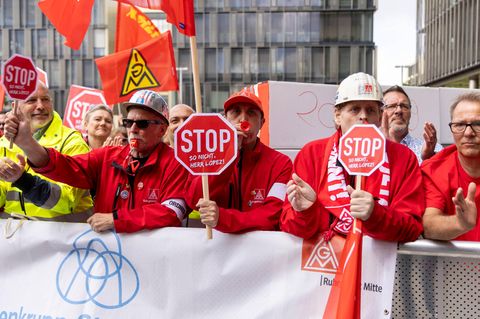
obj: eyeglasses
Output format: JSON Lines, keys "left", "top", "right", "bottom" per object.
{"left": 448, "top": 122, "right": 480, "bottom": 134}
{"left": 383, "top": 103, "right": 411, "bottom": 111}
{"left": 122, "top": 118, "right": 163, "bottom": 129}
{"left": 25, "top": 96, "right": 52, "bottom": 105}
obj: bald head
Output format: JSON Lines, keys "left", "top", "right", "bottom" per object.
{"left": 166, "top": 104, "right": 195, "bottom": 146}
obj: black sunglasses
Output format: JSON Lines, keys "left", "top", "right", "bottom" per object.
{"left": 122, "top": 119, "right": 163, "bottom": 129}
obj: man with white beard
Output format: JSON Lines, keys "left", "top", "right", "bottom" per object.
{"left": 381, "top": 85, "right": 442, "bottom": 163}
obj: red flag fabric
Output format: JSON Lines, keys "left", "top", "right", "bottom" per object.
{"left": 115, "top": 2, "right": 162, "bottom": 52}
{"left": 38, "top": 0, "right": 95, "bottom": 50}
{"left": 323, "top": 220, "right": 363, "bottom": 319}
{"left": 0, "top": 85, "right": 5, "bottom": 112}
{"left": 95, "top": 31, "right": 178, "bottom": 105}
{"left": 117, "top": 0, "right": 196, "bottom": 36}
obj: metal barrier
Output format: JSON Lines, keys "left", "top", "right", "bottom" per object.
{"left": 392, "top": 240, "right": 480, "bottom": 319}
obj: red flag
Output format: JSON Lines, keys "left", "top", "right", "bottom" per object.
{"left": 115, "top": 2, "right": 162, "bottom": 52}
{"left": 0, "top": 86, "right": 5, "bottom": 112}
{"left": 323, "top": 220, "right": 363, "bottom": 319}
{"left": 95, "top": 31, "right": 178, "bottom": 105}
{"left": 38, "top": 0, "right": 95, "bottom": 50}
{"left": 117, "top": 0, "right": 196, "bottom": 36}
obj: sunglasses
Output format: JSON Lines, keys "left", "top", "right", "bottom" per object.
{"left": 122, "top": 119, "right": 163, "bottom": 129}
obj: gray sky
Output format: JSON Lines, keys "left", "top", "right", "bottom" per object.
{"left": 374, "top": 0, "right": 417, "bottom": 86}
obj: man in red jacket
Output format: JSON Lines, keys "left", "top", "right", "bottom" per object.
{"left": 4, "top": 90, "right": 189, "bottom": 233}
{"left": 185, "top": 89, "right": 293, "bottom": 233}
{"left": 422, "top": 92, "right": 480, "bottom": 241}
{"left": 281, "top": 73, "right": 424, "bottom": 242}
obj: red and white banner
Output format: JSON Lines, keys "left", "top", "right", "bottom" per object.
{"left": 0, "top": 221, "right": 397, "bottom": 318}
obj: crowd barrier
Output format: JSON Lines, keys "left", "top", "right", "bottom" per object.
{"left": 392, "top": 240, "right": 480, "bottom": 318}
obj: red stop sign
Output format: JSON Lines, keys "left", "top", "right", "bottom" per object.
{"left": 1, "top": 54, "right": 38, "bottom": 101}
{"left": 175, "top": 114, "right": 238, "bottom": 175}
{"left": 338, "top": 124, "right": 386, "bottom": 176}
{"left": 64, "top": 85, "right": 108, "bottom": 132}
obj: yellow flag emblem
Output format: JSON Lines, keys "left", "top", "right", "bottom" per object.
{"left": 121, "top": 49, "right": 159, "bottom": 96}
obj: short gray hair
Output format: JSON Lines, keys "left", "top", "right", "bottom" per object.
{"left": 83, "top": 104, "right": 113, "bottom": 123}
{"left": 450, "top": 91, "right": 480, "bottom": 119}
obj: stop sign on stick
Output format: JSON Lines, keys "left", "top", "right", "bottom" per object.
{"left": 338, "top": 124, "right": 386, "bottom": 176}
{"left": 64, "top": 85, "right": 108, "bottom": 132}
{"left": 175, "top": 114, "right": 237, "bottom": 175}
{"left": 1, "top": 54, "right": 38, "bottom": 101}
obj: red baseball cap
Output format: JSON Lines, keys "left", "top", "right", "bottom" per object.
{"left": 224, "top": 90, "right": 264, "bottom": 117}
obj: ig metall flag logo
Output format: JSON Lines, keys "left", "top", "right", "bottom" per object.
{"left": 56, "top": 229, "right": 140, "bottom": 309}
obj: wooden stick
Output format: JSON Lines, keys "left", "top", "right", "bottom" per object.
{"left": 353, "top": 175, "right": 365, "bottom": 232}
{"left": 202, "top": 175, "right": 212, "bottom": 239}
{"left": 190, "top": 36, "right": 212, "bottom": 239}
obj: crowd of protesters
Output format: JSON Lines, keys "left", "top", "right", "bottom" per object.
{"left": 1, "top": 72, "right": 479, "bottom": 243}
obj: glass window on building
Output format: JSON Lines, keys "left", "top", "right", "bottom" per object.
{"left": 311, "top": 0, "right": 326, "bottom": 7}
{"left": 218, "top": 13, "right": 230, "bottom": 45}
{"left": 204, "top": 13, "right": 213, "bottom": 45}
{"left": 233, "top": 13, "right": 244, "bottom": 45}
{"left": 277, "top": 0, "right": 305, "bottom": 7}
{"left": 205, "top": 48, "right": 216, "bottom": 81}
{"left": 231, "top": 48, "right": 243, "bottom": 81}
{"left": 3, "top": 0, "right": 13, "bottom": 27}
{"left": 312, "top": 47, "right": 325, "bottom": 81}
{"left": 65, "top": 60, "right": 71, "bottom": 86}
{"left": 217, "top": 48, "right": 224, "bottom": 82}
{"left": 196, "top": 14, "right": 204, "bottom": 44}
{"left": 25, "top": 0, "right": 36, "bottom": 27}
{"left": 324, "top": 13, "right": 338, "bottom": 41}
{"left": 83, "top": 60, "right": 94, "bottom": 88}
{"left": 245, "top": 13, "right": 257, "bottom": 44}
{"left": 351, "top": 13, "right": 362, "bottom": 41}
{"left": 272, "top": 48, "right": 285, "bottom": 79}
{"left": 248, "top": 48, "right": 258, "bottom": 80}
{"left": 230, "top": 0, "right": 244, "bottom": 9}
{"left": 48, "top": 60, "right": 60, "bottom": 88}
{"left": 271, "top": 12, "right": 284, "bottom": 43}
{"left": 340, "top": 0, "right": 352, "bottom": 9}
{"left": 205, "top": 0, "right": 222, "bottom": 9}
{"left": 54, "top": 31, "right": 63, "bottom": 58}
{"left": 338, "top": 13, "right": 351, "bottom": 41}
{"left": 311, "top": 12, "right": 321, "bottom": 42}
{"left": 258, "top": 48, "right": 270, "bottom": 81}
{"left": 339, "top": 47, "right": 351, "bottom": 79}
{"left": 209, "top": 85, "right": 229, "bottom": 112}
{"left": 285, "top": 48, "right": 297, "bottom": 81}
{"left": 253, "top": 0, "right": 271, "bottom": 8}
{"left": 296, "top": 12, "right": 310, "bottom": 43}
{"left": 258, "top": 13, "right": 270, "bottom": 44}
{"left": 92, "top": 1, "right": 105, "bottom": 26}
{"left": 13, "top": 30, "right": 25, "bottom": 55}
{"left": 178, "top": 48, "right": 192, "bottom": 71}
{"left": 93, "top": 29, "right": 105, "bottom": 57}
{"left": 285, "top": 12, "right": 296, "bottom": 43}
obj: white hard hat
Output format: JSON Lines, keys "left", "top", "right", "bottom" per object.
{"left": 334, "top": 72, "right": 383, "bottom": 106}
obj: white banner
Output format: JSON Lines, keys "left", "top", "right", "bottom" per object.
{"left": 0, "top": 220, "right": 397, "bottom": 319}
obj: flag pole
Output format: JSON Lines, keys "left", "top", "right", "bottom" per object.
{"left": 190, "top": 35, "right": 212, "bottom": 240}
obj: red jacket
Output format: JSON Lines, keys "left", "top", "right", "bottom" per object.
{"left": 185, "top": 140, "right": 293, "bottom": 233}
{"left": 280, "top": 135, "right": 424, "bottom": 242}
{"left": 32, "top": 143, "right": 188, "bottom": 233}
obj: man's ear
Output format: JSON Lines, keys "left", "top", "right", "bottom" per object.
{"left": 334, "top": 107, "right": 341, "bottom": 127}
{"left": 260, "top": 117, "right": 265, "bottom": 128}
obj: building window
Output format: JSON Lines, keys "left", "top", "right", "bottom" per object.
{"left": 3, "top": 0, "right": 13, "bottom": 27}
{"left": 93, "top": 29, "right": 105, "bottom": 57}
{"left": 13, "top": 30, "right": 25, "bottom": 55}
{"left": 273, "top": 48, "right": 285, "bottom": 78}
{"left": 245, "top": 13, "right": 257, "bottom": 44}
{"left": 217, "top": 48, "right": 224, "bottom": 81}
{"left": 48, "top": 60, "right": 60, "bottom": 87}
{"left": 258, "top": 48, "right": 270, "bottom": 81}
{"left": 285, "top": 47, "right": 297, "bottom": 80}
{"left": 271, "top": 12, "right": 284, "bottom": 43}
{"left": 92, "top": 1, "right": 105, "bottom": 26}
{"left": 25, "top": 0, "right": 36, "bottom": 27}
{"left": 339, "top": 47, "right": 351, "bottom": 79}
{"left": 231, "top": 48, "right": 243, "bottom": 81}
{"left": 218, "top": 13, "right": 230, "bottom": 45}
{"left": 83, "top": 60, "right": 94, "bottom": 87}
{"left": 205, "top": 48, "right": 216, "bottom": 81}
{"left": 54, "top": 31, "right": 63, "bottom": 58}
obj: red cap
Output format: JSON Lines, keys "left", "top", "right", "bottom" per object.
{"left": 224, "top": 90, "right": 263, "bottom": 117}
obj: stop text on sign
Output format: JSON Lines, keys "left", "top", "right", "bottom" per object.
{"left": 180, "top": 129, "right": 232, "bottom": 153}
{"left": 5, "top": 66, "right": 36, "bottom": 87}
{"left": 342, "top": 137, "right": 383, "bottom": 157}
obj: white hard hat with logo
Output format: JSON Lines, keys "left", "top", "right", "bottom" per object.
{"left": 334, "top": 72, "right": 383, "bottom": 107}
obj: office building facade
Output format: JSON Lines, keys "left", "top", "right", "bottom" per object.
{"left": 408, "top": 0, "right": 480, "bottom": 88}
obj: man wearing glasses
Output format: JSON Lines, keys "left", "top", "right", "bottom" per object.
{"left": 4, "top": 89, "right": 189, "bottom": 233}
{"left": 0, "top": 84, "right": 92, "bottom": 221}
{"left": 422, "top": 92, "right": 480, "bottom": 241}
{"left": 381, "top": 85, "right": 442, "bottom": 163}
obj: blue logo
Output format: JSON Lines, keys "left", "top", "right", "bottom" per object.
{"left": 56, "top": 229, "right": 140, "bottom": 309}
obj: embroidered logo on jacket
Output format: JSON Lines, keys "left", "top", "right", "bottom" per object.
{"left": 144, "top": 189, "right": 159, "bottom": 203}
{"left": 248, "top": 189, "right": 265, "bottom": 206}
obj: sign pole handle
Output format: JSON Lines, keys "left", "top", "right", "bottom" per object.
{"left": 202, "top": 174, "right": 213, "bottom": 239}
{"left": 353, "top": 175, "right": 365, "bottom": 231}
{"left": 189, "top": 36, "right": 203, "bottom": 114}
{"left": 9, "top": 100, "right": 17, "bottom": 149}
